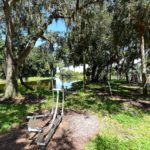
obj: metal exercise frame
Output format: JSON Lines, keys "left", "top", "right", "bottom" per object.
{"left": 27, "top": 88, "right": 64, "bottom": 146}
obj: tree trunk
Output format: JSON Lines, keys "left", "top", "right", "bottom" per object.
{"left": 91, "top": 64, "right": 97, "bottom": 82}
{"left": 95, "top": 67, "right": 101, "bottom": 81}
{"left": 83, "top": 53, "right": 86, "bottom": 92}
{"left": 3, "top": 1, "right": 18, "bottom": 99}
{"left": 106, "top": 65, "right": 109, "bottom": 80}
{"left": 109, "top": 64, "right": 112, "bottom": 81}
{"left": 140, "top": 35, "right": 147, "bottom": 95}
{"left": 125, "top": 70, "right": 129, "bottom": 83}
{"left": 19, "top": 74, "right": 33, "bottom": 91}
{"left": 4, "top": 52, "right": 18, "bottom": 99}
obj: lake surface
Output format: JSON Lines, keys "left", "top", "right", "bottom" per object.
{"left": 0, "top": 77, "right": 78, "bottom": 93}
{"left": 55, "top": 78, "right": 73, "bottom": 89}
{"left": 24, "top": 77, "right": 77, "bottom": 90}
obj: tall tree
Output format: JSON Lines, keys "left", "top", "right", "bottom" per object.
{"left": 111, "top": 0, "right": 150, "bottom": 94}
{"left": 0, "top": 0, "right": 102, "bottom": 99}
{"left": 68, "top": 1, "right": 112, "bottom": 82}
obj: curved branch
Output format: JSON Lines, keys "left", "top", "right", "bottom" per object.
{"left": 19, "top": 75, "right": 34, "bottom": 91}
{"left": 17, "top": 0, "right": 102, "bottom": 65}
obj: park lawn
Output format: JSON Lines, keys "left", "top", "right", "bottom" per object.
{"left": 0, "top": 89, "right": 53, "bottom": 133}
{"left": 66, "top": 81, "right": 150, "bottom": 150}
{"left": 0, "top": 77, "right": 51, "bottom": 85}
{"left": 0, "top": 80, "right": 150, "bottom": 150}
{"left": 0, "top": 79, "right": 5, "bottom": 85}
{"left": 22, "top": 76, "right": 51, "bottom": 82}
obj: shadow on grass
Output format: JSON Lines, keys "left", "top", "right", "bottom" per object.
{"left": 0, "top": 104, "right": 28, "bottom": 134}
{"left": 0, "top": 87, "right": 55, "bottom": 136}
{"left": 66, "top": 80, "right": 150, "bottom": 116}
{"left": 71, "top": 81, "right": 83, "bottom": 90}
{"left": 65, "top": 92, "right": 123, "bottom": 115}
{"left": 0, "top": 87, "right": 54, "bottom": 135}
{"left": 88, "top": 135, "right": 125, "bottom": 150}
{"left": 86, "top": 134, "right": 150, "bottom": 150}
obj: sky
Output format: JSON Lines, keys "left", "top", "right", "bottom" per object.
{"left": 35, "top": 19, "right": 67, "bottom": 47}
{"left": 0, "top": 18, "right": 67, "bottom": 47}
{"left": 47, "top": 19, "right": 67, "bottom": 32}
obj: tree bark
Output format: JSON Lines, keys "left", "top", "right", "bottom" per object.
{"left": 109, "top": 64, "right": 112, "bottom": 81}
{"left": 95, "top": 67, "right": 100, "bottom": 81}
{"left": 3, "top": 1, "right": 18, "bottom": 99}
{"left": 140, "top": 35, "right": 147, "bottom": 95}
{"left": 83, "top": 52, "right": 86, "bottom": 92}
{"left": 125, "top": 70, "right": 129, "bottom": 83}
{"left": 19, "top": 74, "right": 33, "bottom": 91}
{"left": 4, "top": 51, "right": 18, "bottom": 99}
{"left": 91, "top": 64, "right": 97, "bottom": 82}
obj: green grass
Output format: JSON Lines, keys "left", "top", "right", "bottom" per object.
{"left": 0, "top": 79, "right": 5, "bottom": 84}
{"left": 0, "top": 88, "right": 53, "bottom": 134}
{"left": 85, "top": 110, "right": 150, "bottom": 150}
{"left": 85, "top": 134, "right": 150, "bottom": 150}
{"left": 112, "top": 111, "right": 143, "bottom": 126}
{"left": 65, "top": 88, "right": 123, "bottom": 114}
{"left": 0, "top": 79, "right": 149, "bottom": 150}
{"left": 0, "top": 104, "right": 28, "bottom": 133}
{"left": 66, "top": 80, "right": 150, "bottom": 150}
{"left": 23, "top": 77, "right": 51, "bottom": 82}
{"left": 0, "top": 101, "right": 53, "bottom": 133}
{"left": 0, "top": 76, "right": 51, "bottom": 85}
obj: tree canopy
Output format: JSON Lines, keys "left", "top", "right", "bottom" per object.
{"left": 0, "top": 0, "right": 150, "bottom": 99}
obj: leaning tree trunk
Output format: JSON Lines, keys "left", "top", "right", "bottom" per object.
{"left": 4, "top": 51, "right": 18, "bottom": 99}
{"left": 140, "top": 35, "right": 147, "bottom": 95}
{"left": 3, "top": 1, "right": 18, "bottom": 99}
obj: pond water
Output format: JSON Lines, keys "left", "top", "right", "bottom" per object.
{"left": 0, "top": 77, "right": 78, "bottom": 93}
{"left": 55, "top": 78, "right": 73, "bottom": 89}
{"left": 23, "top": 77, "right": 77, "bottom": 90}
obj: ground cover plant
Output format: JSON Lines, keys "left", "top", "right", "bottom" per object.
{"left": 0, "top": 79, "right": 149, "bottom": 149}
{"left": 66, "top": 81, "right": 150, "bottom": 150}
{"left": 0, "top": 0, "right": 150, "bottom": 149}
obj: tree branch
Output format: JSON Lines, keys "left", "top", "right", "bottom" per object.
{"left": 17, "top": 14, "right": 54, "bottom": 64}
{"left": 8, "top": 0, "right": 18, "bottom": 6}
{"left": 3, "top": 0, "right": 14, "bottom": 60}
{"left": 40, "top": 35, "right": 51, "bottom": 43}
{"left": 17, "top": 0, "right": 102, "bottom": 65}
{"left": 72, "top": 0, "right": 102, "bottom": 17}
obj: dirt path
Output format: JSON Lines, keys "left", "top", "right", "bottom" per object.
{"left": 0, "top": 110, "right": 99, "bottom": 150}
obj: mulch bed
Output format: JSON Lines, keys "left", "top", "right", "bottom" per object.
{"left": 0, "top": 110, "right": 99, "bottom": 150}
